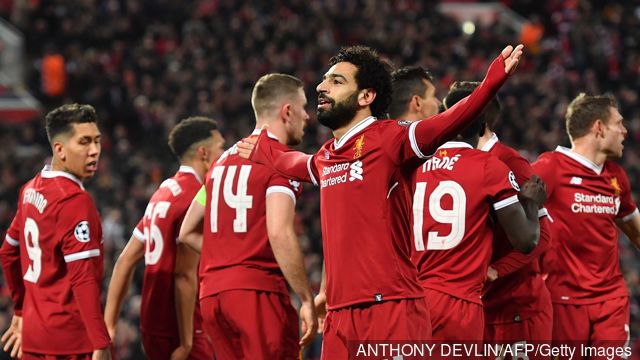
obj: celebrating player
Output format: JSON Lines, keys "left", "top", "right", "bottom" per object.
{"left": 104, "top": 117, "right": 223, "bottom": 360}
{"left": 0, "top": 104, "right": 111, "bottom": 360}
{"left": 532, "top": 93, "right": 640, "bottom": 357}
{"left": 179, "top": 74, "right": 317, "bottom": 360}
{"left": 238, "top": 44, "right": 524, "bottom": 357}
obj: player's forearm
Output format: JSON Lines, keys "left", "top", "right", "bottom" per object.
{"left": 174, "top": 244, "right": 199, "bottom": 349}
{"left": 0, "top": 243, "right": 25, "bottom": 314}
{"left": 251, "top": 137, "right": 314, "bottom": 184}
{"left": 411, "top": 55, "right": 508, "bottom": 154}
{"left": 104, "top": 257, "right": 137, "bottom": 332}
{"left": 491, "top": 213, "right": 550, "bottom": 277}
{"left": 68, "top": 261, "right": 111, "bottom": 349}
{"left": 269, "top": 230, "right": 313, "bottom": 303}
{"left": 518, "top": 198, "right": 541, "bottom": 252}
{"left": 179, "top": 203, "right": 205, "bottom": 254}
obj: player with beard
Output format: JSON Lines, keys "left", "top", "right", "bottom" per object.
{"left": 532, "top": 93, "right": 640, "bottom": 358}
{"left": 238, "top": 44, "right": 524, "bottom": 358}
{"left": 179, "top": 74, "right": 317, "bottom": 360}
{"left": 0, "top": 104, "right": 111, "bottom": 360}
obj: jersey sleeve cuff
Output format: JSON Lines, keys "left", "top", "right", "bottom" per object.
{"left": 408, "top": 121, "right": 429, "bottom": 159}
{"left": 307, "top": 156, "right": 318, "bottom": 186}
{"left": 620, "top": 208, "right": 639, "bottom": 222}
{"left": 64, "top": 249, "right": 101, "bottom": 263}
{"left": 4, "top": 235, "right": 18, "bottom": 247}
{"left": 266, "top": 186, "right": 296, "bottom": 204}
{"left": 493, "top": 194, "right": 519, "bottom": 210}
{"left": 132, "top": 227, "right": 145, "bottom": 243}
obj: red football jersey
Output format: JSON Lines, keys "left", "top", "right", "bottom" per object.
{"left": 199, "top": 133, "right": 302, "bottom": 299}
{"left": 132, "top": 166, "right": 205, "bottom": 336}
{"left": 1, "top": 168, "right": 103, "bottom": 354}
{"left": 481, "top": 134, "right": 552, "bottom": 323}
{"left": 532, "top": 146, "right": 637, "bottom": 304}
{"left": 411, "top": 142, "right": 519, "bottom": 304}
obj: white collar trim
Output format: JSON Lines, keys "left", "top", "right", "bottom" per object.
{"left": 41, "top": 166, "right": 84, "bottom": 190}
{"left": 334, "top": 116, "right": 376, "bottom": 150}
{"left": 251, "top": 129, "right": 280, "bottom": 141}
{"left": 480, "top": 132, "right": 499, "bottom": 152}
{"left": 437, "top": 141, "right": 474, "bottom": 150}
{"left": 178, "top": 165, "right": 202, "bottom": 184}
{"left": 555, "top": 146, "right": 603, "bottom": 175}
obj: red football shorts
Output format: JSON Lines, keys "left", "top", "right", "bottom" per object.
{"left": 321, "top": 297, "right": 431, "bottom": 360}
{"left": 425, "top": 288, "right": 484, "bottom": 341}
{"left": 22, "top": 353, "right": 91, "bottom": 360}
{"left": 552, "top": 296, "right": 630, "bottom": 360}
{"left": 484, "top": 306, "right": 552, "bottom": 360}
{"left": 141, "top": 332, "right": 213, "bottom": 360}
{"left": 200, "top": 289, "right": 299, "bottom": 360}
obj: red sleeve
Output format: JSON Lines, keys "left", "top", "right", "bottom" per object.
{"left": 132, "top": 217, "right": 145, "bottom": 243}
{"left": 484, "top": 156, "right": 519, "bottom": 211}
{"left": 401, "top": 55, "right": 509, "bottom": 162}
{"left": 59, "top": 193, "right": 102, "bottom": 263}
{"left": 531, "top": 153, "right": 557, "bottom": 197}
{"left": 250, "top": 132, "right": 318, "bottom": 184}
{"left": 615, "top": 165, "right": 638, "bottom": 220}
{"left": 0, "top": 214, "right": 24, "bottom": 315}
{"left": 67, "top": 259, "right": 111, "bottom": 349}
{"left": 502, "top": 150, "right": 533, "bottom": 186}
{"left": 491, "top": 211, "right": 552, "bottom": 276}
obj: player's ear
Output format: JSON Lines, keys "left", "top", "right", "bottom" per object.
{"left": 411, "top": 95, "right": 421, "bottom": 113}
{"left": 280, "top": 103, "right": 292, "bottom": 124}
{"left": 53, "top": 141, "right": 66, "bottom": 161}
{"left": 592, "top": 119, "right": 605, "bottom": 138}
{"left": 358, "top": 88, "right": 376, "bottom": 107}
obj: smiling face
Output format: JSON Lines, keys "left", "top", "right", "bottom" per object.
{"left": 54, "top": 122, "right": 102, "bottom": 180}
{"left": 316, "top": 62, "right": 362, "bottom": 130}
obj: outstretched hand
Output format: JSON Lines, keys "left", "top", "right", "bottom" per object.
{"left": 501, "top": 44, "right": 524, "bottom": 74}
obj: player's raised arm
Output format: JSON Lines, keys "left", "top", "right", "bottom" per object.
{"left": 496, "top": 175, "right": 546, "bottom": 253}
{"left": 179, "top": 187, "right": 206, "bottom": 253}
{"left": 407, "top": 45, "right": 523, "bottom": 159}
{"left": 265, "top": 191, "right": 318, "bottom": 346}
{"left": 104, "top": 231, "right": 145, "bottom": 339}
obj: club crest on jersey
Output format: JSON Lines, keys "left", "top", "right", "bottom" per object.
{"left": 610, "top": 177, "right": 621, "bottom": 196}
{"left": 397, "top": 120, "right": 412, "bottom": 126}
{"left": 289, "top": 179, "right": 301, "bottom": 192}
{"left": 74, "top": 221, "right": 90, "bottom": 243}
{"left": 353, "top": 134, "right": 365, "bottom": 159}
{"left": 508, "top": 171, "right": 520, "bottom": 191}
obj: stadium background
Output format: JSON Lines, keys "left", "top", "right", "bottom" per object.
{"left": 0, "top": 0, "right": 639, "bottom": 359}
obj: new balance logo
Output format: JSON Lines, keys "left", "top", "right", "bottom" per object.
{"left": 349, "top": 160, "right": 363, "bottom": 181}
{"left": 570, "top": 177, "right": 582, "bottom": 185}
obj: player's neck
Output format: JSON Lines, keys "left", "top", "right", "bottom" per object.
{"left": 570, "top": 140, "right": 607, "bottom": 167}
{"left": 476, "top": 132, "right": 494, "bottom": 150}
{"left": 181, "top": 160, "right": 206, "bottom": 182}
{"left": 255, "top": 120, "right": 287, "bottom": 145}
{"left": 333, "top": 110, "right": 372, "bottom": 141}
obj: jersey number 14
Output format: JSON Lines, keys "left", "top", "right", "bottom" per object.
{"left": 210, "top": 165, "right": 254, "bottom": 233}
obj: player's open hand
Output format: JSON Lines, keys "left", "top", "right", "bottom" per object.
{"left": 170, "top": 344, "right": 192, "bottom": 360}
{"left": 2, "top": 314, "right": 22, "bottom": 359}
{"left": 501, "top": 44, "right": 524, "bottom": 74}
{"left": 519, "top": 175, "right": 547, "bottom": 208}
{"left": 313, "top": 293, "right": 327, "bottom": 334}
{"left": 236, "top": 137, "right": 257, "bottom": 160}
{"left": 299, "top": 300, "right": 318, "bottom": 347}
{"left": 92, "top": 347, "right": 112, "bottom": 360}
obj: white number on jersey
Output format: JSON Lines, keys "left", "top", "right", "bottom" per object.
{"left": 23, "top": 217, "right": 42, "bottom": 283}
{"left": 413, "top": 180, "right": 466, "bottom": 251}
{"left": 143, "top": 201, "right": 171, "bottom": 265}
{"left": 210, "top": 165, "right": 253, "bottom": 233}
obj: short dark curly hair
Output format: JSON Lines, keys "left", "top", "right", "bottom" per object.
{"left": 168, "top": 116, "right": 219, "bottom": 160}
{"left": 328, "top": 46, "right": 393, "bottom": 118}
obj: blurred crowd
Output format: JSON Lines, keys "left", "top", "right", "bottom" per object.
{"left": 1, "top": 0, "right": 640, "bottom": 358}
